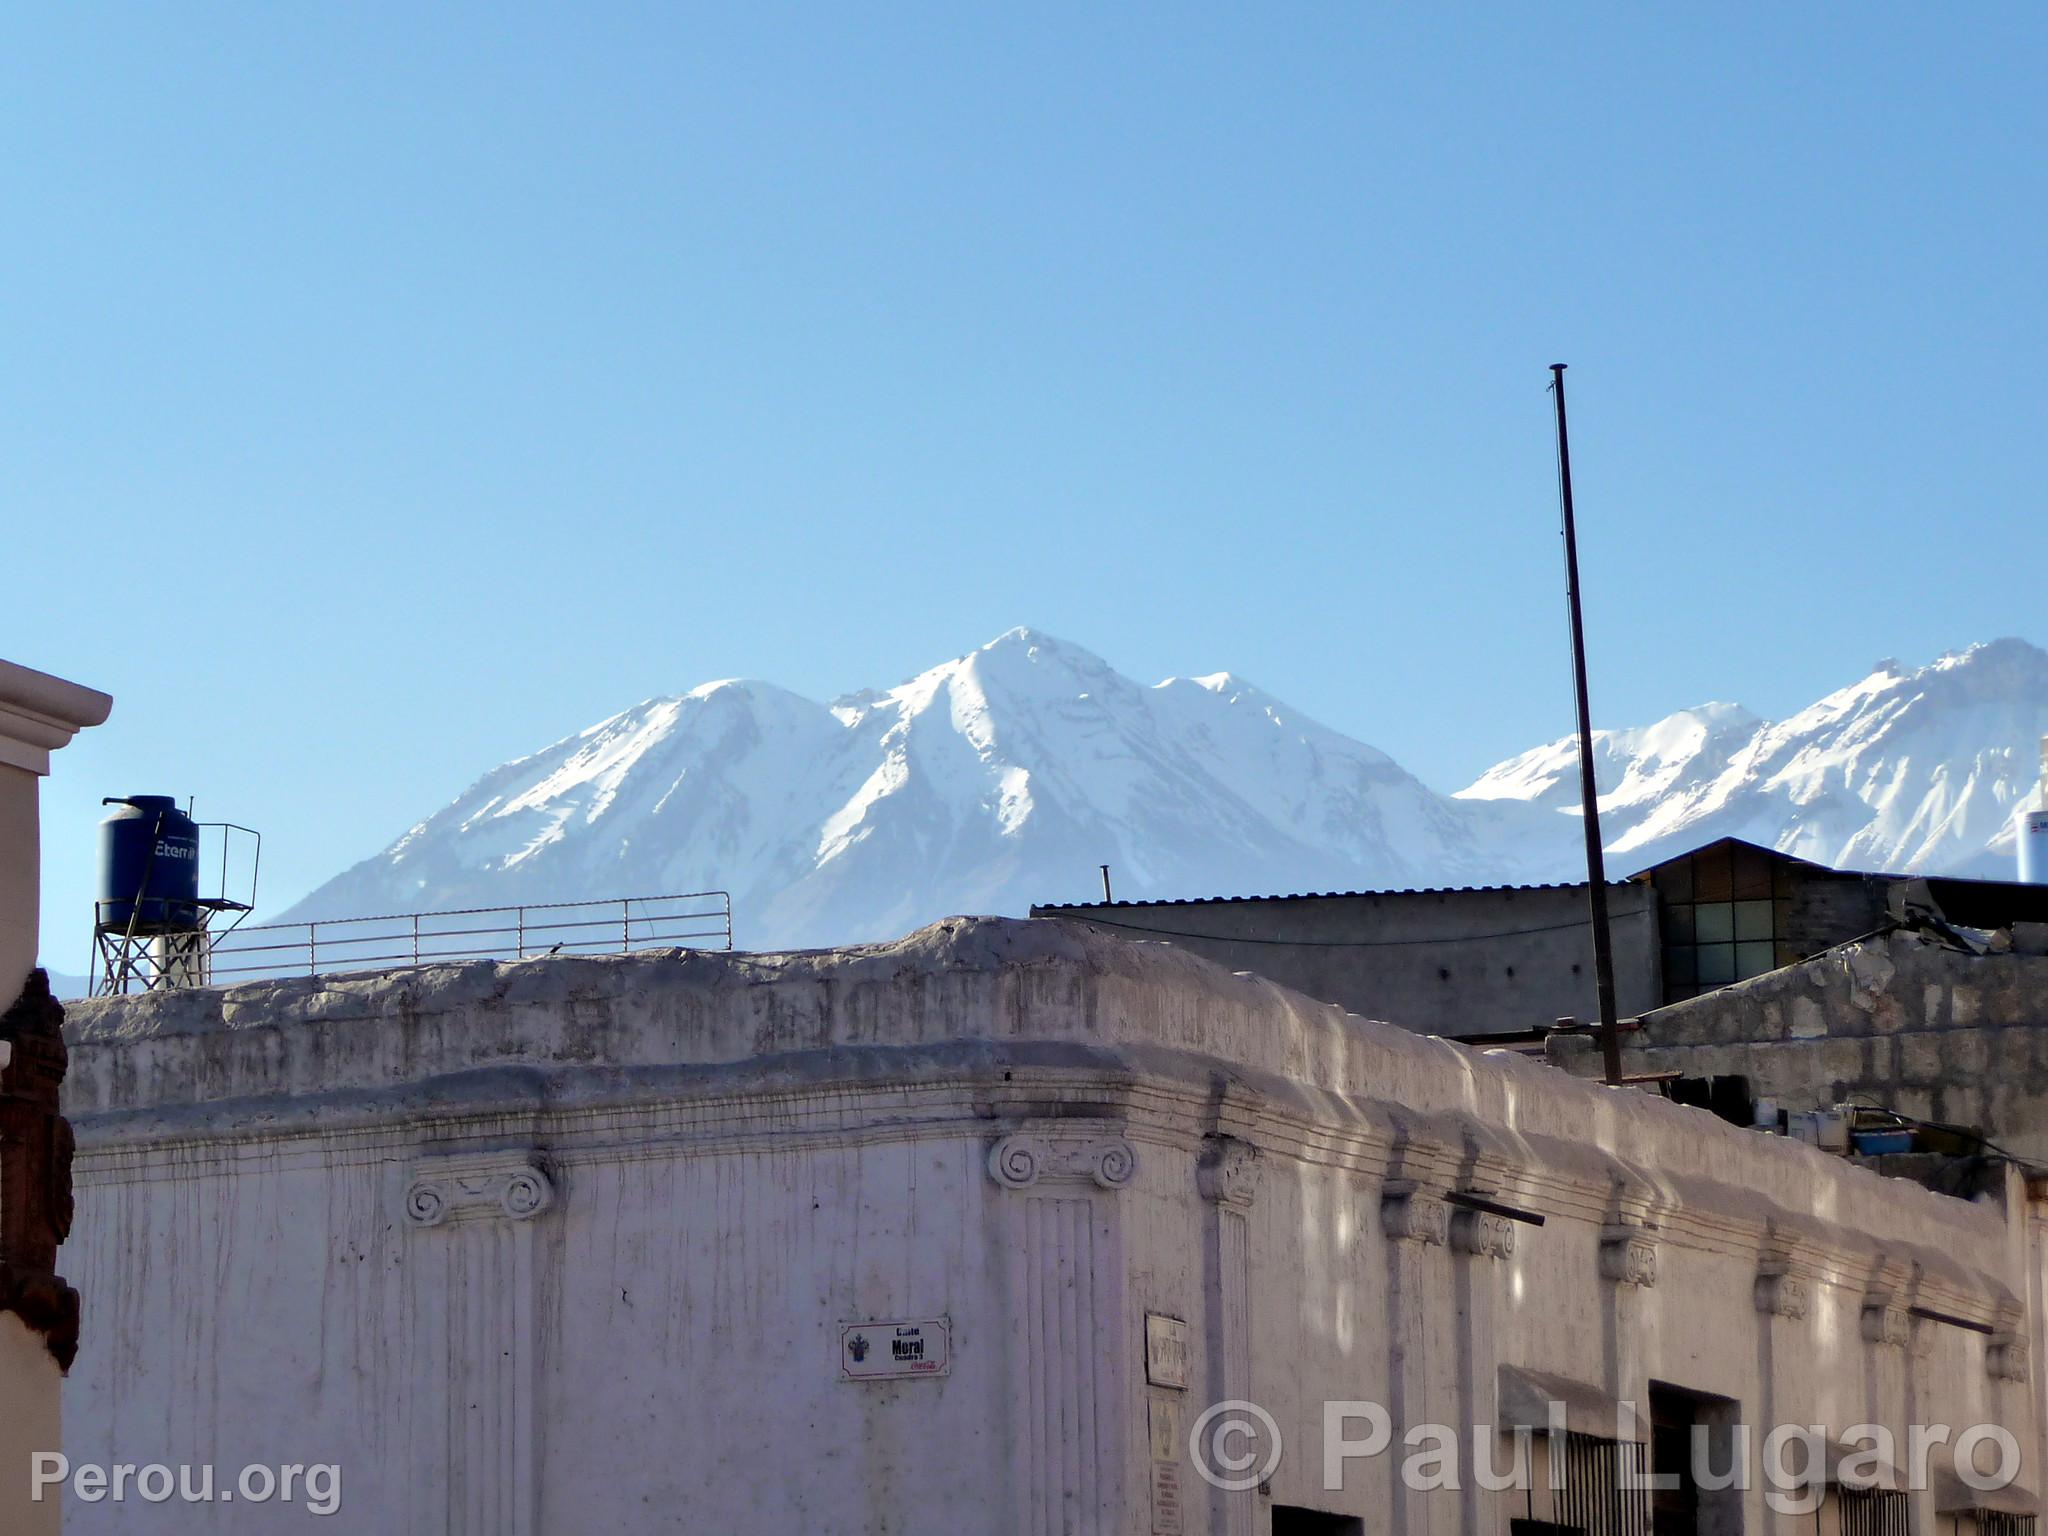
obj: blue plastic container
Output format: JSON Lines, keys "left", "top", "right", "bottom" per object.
{"left": 97, "top": 796, "right": 201, "bottom": 932}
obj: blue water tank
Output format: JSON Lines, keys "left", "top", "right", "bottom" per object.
{"left": 98, "top": 796, "right": 202, "bottom": 932}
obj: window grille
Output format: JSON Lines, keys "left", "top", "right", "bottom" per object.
{"left": 1836, "top": 1487, "right": 1910, "bottom": 1536}
{"left": 1554, "top": 1434, "right": 1650, "bottom": 1536}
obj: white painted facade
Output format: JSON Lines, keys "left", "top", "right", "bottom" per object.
{"left": 59, "top": 918, "right": 2048, "bottom": 1534}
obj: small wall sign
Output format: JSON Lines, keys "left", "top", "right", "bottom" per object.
{"left": 1148, "top": 1376, "right": 1187, "bottom": 1530}
{"left": 840, "top": 1318, "right": 951, "bottom": 1381}
{"left": 1145, "top": 1312, "right": 1190, "bottom": 1390}
{"left": 1148, "top": 1395, "right": 1184, "bottom": 1461}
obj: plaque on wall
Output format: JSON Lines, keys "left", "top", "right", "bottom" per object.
{"left": 1145, "top": 1312, "right": 1191, "bottom": 1390}
{"left": 839, "top": 1318, "right": 951, "bottom": 1381}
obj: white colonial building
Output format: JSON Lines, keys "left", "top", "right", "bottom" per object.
{"left": 58, "top": 916, "right": 2048, "bottom": 1534}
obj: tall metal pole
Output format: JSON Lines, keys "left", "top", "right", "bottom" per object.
{"left": 1550, "top": 364, "right": 1623, "bottom": 1085}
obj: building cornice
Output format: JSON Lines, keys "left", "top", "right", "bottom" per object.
{"left": 0, "top": 659, "right": 111, "bottom": 776}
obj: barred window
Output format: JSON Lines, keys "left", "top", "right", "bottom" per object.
{"left": 1554, "top": 1433, "right": 1650, "bottom": 1536}
{"left": 1836, "top": 1486, "right": 1909, "bottom": 1536}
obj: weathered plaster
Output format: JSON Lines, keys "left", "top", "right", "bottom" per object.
{"left": 57, "top": 917, "right": 2048, "bottom": 1534}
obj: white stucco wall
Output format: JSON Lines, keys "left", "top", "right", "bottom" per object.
{"left": 0, "top": 1284, "right": 63, "bottom": 1535}
{"left": 58, "top": 918, "right": 2046, "bottom": 1535}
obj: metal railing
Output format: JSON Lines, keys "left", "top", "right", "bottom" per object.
{"left": 202, "top": 892, "right": 732, "bottom": 983}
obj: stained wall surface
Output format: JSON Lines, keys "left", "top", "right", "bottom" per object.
{"left": 60, "top": 918, "right": 2047, "bottom": 1535}
{"left": 1033, "top": 883, "right": 1663, "bottom": 1037}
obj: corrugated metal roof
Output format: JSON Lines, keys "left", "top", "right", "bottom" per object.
{"left": 1032, "top": 880, "right": 1629, "bottom": 912}
{"left": 1031, "top": 833, "right": 2048, "bottom": 915}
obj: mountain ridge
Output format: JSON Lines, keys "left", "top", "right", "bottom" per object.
{"left": 282, "top": 631, "right": 2048, "bottom": 949}
{"left": 1459, "top": 638, "right": 2048, "bottom": 879}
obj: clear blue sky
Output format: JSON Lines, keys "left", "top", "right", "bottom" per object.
{"left": 8, "top": 4, "right": 2044, "bottom": 969}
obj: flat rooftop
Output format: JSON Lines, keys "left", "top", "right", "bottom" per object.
{"left": 59, "top": 918, "right": 2002, "bottom": 1275}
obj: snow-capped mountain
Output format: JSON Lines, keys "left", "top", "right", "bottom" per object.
{"left": 282, "top": 632, "right": 2048, "bottom": 953}
{"left": 281, "top": 629, "right": 1578, "bottom": 949}
{"left": 1459, "top": 639, "right": 2048, "bottom": 879}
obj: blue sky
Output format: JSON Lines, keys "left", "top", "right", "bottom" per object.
{"left": 8, "top": 4, "right": 2045, "bottom": 967}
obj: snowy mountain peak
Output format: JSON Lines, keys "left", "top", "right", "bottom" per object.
{"left": 967, "top": 626, "right": 1126, "bottom": 689}
{"left": 1457, "top": 701, "right": 1760, "bottom": 813}
{"left": 1932, "top": 636, "right": 2048, "bottom": 684}
{"left": 283, "top": 633, "right": 2047, "bottom": 952}
{"left": 283, "top": 629, "right": 1578, "bottom": 947}
{"left": 957, "top": 625, "right": 1119, "bottom": 683}
{"left": 1462, "top": 638, "right": 2048, "bottom": 878}
{"left": 982, "top": 624, "right": 1069, "bottom": 655}
{"left": 1840, "top": 639, "right": 2046, "bottom": 701}
{"left": 683, "top": 677, "right": 749, "bottom": 700}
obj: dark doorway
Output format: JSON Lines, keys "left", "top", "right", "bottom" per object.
{"left": 1648, "top": 1383, "right": 1742, "bottom": 1536}
{"left": 1270, "top": 1508, "right": 1364, "bottom": 1536}
{"left": 1649, "top": 1388, "right": 1699, "bottom": 1536}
